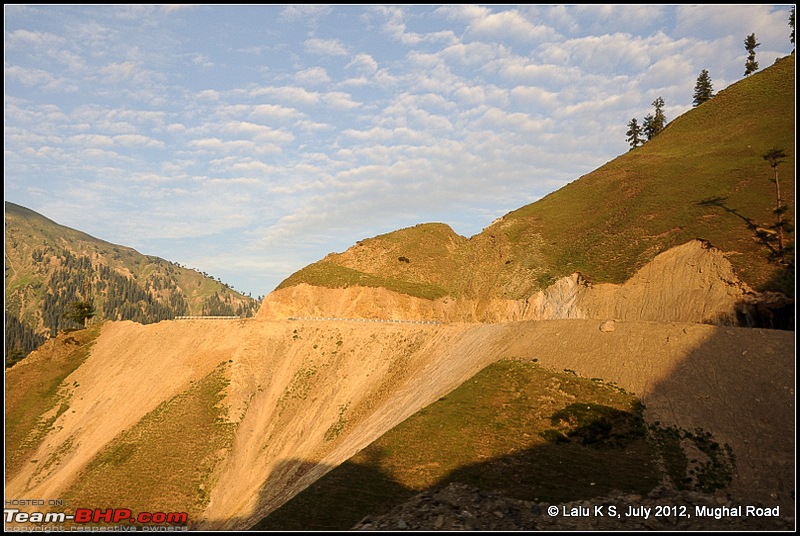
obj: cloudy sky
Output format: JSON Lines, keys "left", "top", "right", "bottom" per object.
{"left": 5, "top": 5, "right": 795, "bottom": 297}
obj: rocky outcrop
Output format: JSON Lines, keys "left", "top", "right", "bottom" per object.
{"left": 353, "top": 482, "right": 792, "bottom": 531}
{"left": 261, "top": 240, "right": 779, "bottom": 326}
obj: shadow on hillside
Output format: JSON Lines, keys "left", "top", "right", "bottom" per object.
{"left": 637, "top": 324, "right": 795, "bottom": 513}
{"left": 697, "top": 196, "right": 794, "bottom": 328}
{"left": 697, "top": 196, "right": 764, "bottom": 241}
{"left": 249, "top": 421, "right": 661, "bottom": 531}
{"left": 226, "top": 325, "right": 794, "bottom": 531}
{"left": 250, "top": 453, "right": 415, "bottom": 531}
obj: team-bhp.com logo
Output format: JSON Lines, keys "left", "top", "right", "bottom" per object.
{"left": 5, "top": 507, "right": 188, "bottom": 530}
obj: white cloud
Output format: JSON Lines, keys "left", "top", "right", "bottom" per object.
{"left": 476, "top": 107, "right": 552, "bottom": 133}
{"left": 99, "top": 61, "right": 160, "bottom": 85}
{"left": 221, "top": 121, "right": 295, "bottom": 144}
{"left": 164, "top": 123, "right": 187, "bottom": 133}
{"left": 249, "top": 104, "right": 301, "bottom": 120}
{"left": 5, "top": 65, "right": 79, "bottom": 92}
{"left": 509, "top": 85, "right": 560, "bottom": 109}
{"left": 541, "top": 33, "right": 654, "bottom": 74}
{"left": 321, "top": 91, "right": 361, "bottom": 110}
{"left": 377, "top": 5, "right": 457, "bottom": 46}
{"left": 190, "top": 53, "right": 214, "bottom": 69}
{"left": 68, "top": 134, "right": 114, "bottom": 147}
{"left": 467, "top": 9, "right": 559, "bottom": 43}
{"left": 189, "top": 137, "right": 282, "bottom": 155}
{"left": 304, "top": 38, "right": 347, "bottom": 56}
{"left": 250, "top": 86, "right": 320, "bottom": 106}
{"left": 5, "top": 29, "right": 65, "bottom": 48}
{"left": 197, "top": 89, "right": 221, "bottom": 100}
{"left": 493, "top": 57, "right": 576, "bottom": 88}
{"left": 674, "top": 5, "right": 789, "bottom": 44}
{"left": 212, "top": 157, "right": 277, "bottom": 175}
{"left": 438, "top": 41, "right": 505, "bottom": 67}
{"left": 566, "top": 5, "right": 667, "bottom": 36}
{"left": 159, "top": 5, "right": 195, "bottom": 14}
{"left": 295, "top": 66, "right": 331, "bottom": 85}
{"left": 280, "top": 5, "right": 333, "bottom": 22}
{"left": 112, "top": 134, "right": 165, "bottom": 148}
{"left": 346, "top": 53, "right": 378, "bottom": 74}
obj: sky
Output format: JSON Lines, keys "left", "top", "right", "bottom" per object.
{"left": 4, "top": 5, "right": 796, "bottom": 297}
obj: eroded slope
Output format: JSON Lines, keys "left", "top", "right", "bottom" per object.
{"left": 5, "top": 313, "right": 793, "bottom": 530}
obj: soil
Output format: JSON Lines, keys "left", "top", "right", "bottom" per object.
{"left": 259, "top": 240, "right": 763, "bottom": 325}
{"left": 5, "top": 241, "right": 794, "bottom": 531}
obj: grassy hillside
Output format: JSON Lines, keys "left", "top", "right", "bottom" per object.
{"left": 254, "top": 359, "right": 732, "bottom": 530}
{"left": 4, "top": 202, "right": 259, "bottom": 362}
{"left": 5, "top": 322, "right": 103, "bottom": 478}
{"left": 277, "top": 223, "right": 466, "bottom": 299}
{"left": 278, "top": 56, "right": 795, "bottom": 300}
{"left": 62, "top": 362, "right": 237, "bottom": 523}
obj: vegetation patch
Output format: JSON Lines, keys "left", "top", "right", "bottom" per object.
{"left": 542, "top": 401, "right": 646, "bottom": 448}
{"left": 253, "top": 359, "right": 661, "bottom": 530}
{"left": 63, "top": 362, "right": 237, "bottom": 521}
{"left": 324, "top": 403, "right": 350, "bottom": 442}
{"left": 281, "top": 365, "right": 319, "bottom": 403}
{"left": 648, "top": 423, "right": 736, "bottom": 493}
{"left": 5, "top": 322, "right": 102, "bottom": 479}
{"left": 276, "top": 260, "right": 449, "bottom": 300}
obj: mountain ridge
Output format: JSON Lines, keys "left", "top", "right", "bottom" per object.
{"left": 278, "top": 55, "right": 795, "bottom": 303}
{"left": 4, "top": 201, "right": 259, "bottom": 363}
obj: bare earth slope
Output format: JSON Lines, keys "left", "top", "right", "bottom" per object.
{"left": 5, "top": 241, "right": 794, "bottom": 530}
{"left": 260, "top": 240, "right": 766, "bottom": 326}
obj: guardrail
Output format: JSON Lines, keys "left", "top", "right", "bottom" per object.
{"left": 175, "top": 316, "right": 241, "bottom": 320}
{"left": 287, "top": 316, "right": 441, "bottom": 325}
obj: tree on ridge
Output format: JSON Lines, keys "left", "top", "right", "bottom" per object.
{"left": 625, "top": 117, "right": 643, "bottom": 149}
{"left": 643, "top": 97, "right": 666, "bottom": 141}
{"left": 692, "top": 69, "right": 714, "bottom": 106}
{"left": 762, "top": 148, "right": 791, "bottom": 260}
{"left": 744, "top": 33, "right": 760, "bottom": 75}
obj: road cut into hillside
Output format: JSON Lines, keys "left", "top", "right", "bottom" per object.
{"left": 6, "top": 314, "right": 793, "bottom": 531}
{"left": 260, "top": 240, "right": 768, "bottom": 326}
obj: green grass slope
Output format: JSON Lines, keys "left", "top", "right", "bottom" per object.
{"left": 5, "top": 323, "right": 103, "bottom": 479}
{"left": 254, "top": 359, "right": 730, "bottom": 530}
{"left": 276, "top": 223, "right": 467, "bottom": 299}
{"left": 501, "top": 55, "right": 795, "bottom": 294}
{"left": 277, "top": 56, "right": 795, "bottom": 300}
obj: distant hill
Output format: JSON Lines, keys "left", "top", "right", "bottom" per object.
{"left": 4, "top": 202, "right": 259, "bottom": 364}
{"left": 278, "top": 56, "right": 795, "bottom": 301}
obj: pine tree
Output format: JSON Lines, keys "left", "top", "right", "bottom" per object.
{"left": 790, "top": 7, "right": 795, "bottom": 50}
{"left": 744, "top": 33, "right": 760, "bottom": 75}
{"left": 642, "top": 114, "right": 655, "bottom": 141}
{"left": 642, "top": 97, "right": 667, "bottom": 141}
{"left": 625, "top": 117, "right": 643, "bottom": 149}
{"left": 692, "top": 69, "right": 714, "bottom": 106}
{"left": 63, "top": 300, "right": 96, "bottom": 328}
{"left": 762, "top": 148, "right": 790, "bottom": 259}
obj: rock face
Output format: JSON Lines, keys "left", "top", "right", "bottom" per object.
{"left": 260, "top": 240, "right": 769, "bottom": 326}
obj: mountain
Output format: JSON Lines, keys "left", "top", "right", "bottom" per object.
{"left": 275, "top": 56, "right": 795, "bottom": 305}
{"left": 4, "top": 201, "right": 260, "bottom": 363}
{"left": 4, "top": 57, "right": 795, "bottom": 532}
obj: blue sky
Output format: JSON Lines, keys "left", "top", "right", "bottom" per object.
{"left": 4, "top": 5, "right": 795, "bottom": 297}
